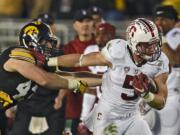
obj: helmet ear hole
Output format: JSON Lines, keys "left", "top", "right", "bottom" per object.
{"left": 23, "top": 35, "right": 32, "bottom": 46}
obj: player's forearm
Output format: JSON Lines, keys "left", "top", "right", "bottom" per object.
{"left": 48, "top": 52, "right": 109, "bottom": 67}
{"left": 139, "top": 73, "right": 168, "bottom": 110}
{"left": 48, "top": 54, "right": 81, "bottom": 67}
{"left": 40, "top": 73, "right": 69, "bottom": 89}
{"left": 56, "top": 71, "right": 102, "bottom": 78}
{"left": 59, "top": 75, "right": 102, "bottom": 87}
{"left": 40, "top": 73, "right": 82, "bottom": 91}
{"left": 146, "top": 78, "right": 167, "bottom": 110}
{"left": 55, "top": 71, "right": 102, "bottom": 87}
{"left": 146, "top": 93, "right": 166, "bottom": 110}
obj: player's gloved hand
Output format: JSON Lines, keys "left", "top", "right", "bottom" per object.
{"left": 68, "top": 80, "right": 88, "bottom": 94}
{"left": 74, "top": 80, "right": 88, "bottom": 94}
{"left": 132, "top": 73, "right": 157, "bottom": 97}
{"left": 29, "top": 49, "right": 46, "bottom": 67}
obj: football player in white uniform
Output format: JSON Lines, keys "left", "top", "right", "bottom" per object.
{"left": 48, "top": 18, "right": 169, "bottom": 135}
{"left": 150, "top": 5, "right": 180, "bottom": 135}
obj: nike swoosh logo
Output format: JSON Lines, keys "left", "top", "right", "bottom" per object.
{"left": 134, "top": 87, "right": 144, "bottom": 92}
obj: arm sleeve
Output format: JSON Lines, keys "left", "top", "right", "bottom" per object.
{"left": 101, "top": 39, "right": 126, "bottom": 64}
{"left": 155, "top": 53, "right": 169, "bottom": 77}
{"left": 9, "top": 48, "right": 36, "bottom": 64}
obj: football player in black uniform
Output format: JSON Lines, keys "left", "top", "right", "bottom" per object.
{"left": 0, "top": 21, "right": 102, "bottom": 135}
{"left": 0, "top": 21, "right": 89, "bottom": 111}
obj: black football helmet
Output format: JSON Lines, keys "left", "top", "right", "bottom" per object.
{"left": 19, "top": 21, "right": 58, "bottom": 59}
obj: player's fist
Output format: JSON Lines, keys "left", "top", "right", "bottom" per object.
{"left": 75, "top": 80, "right": 88, "bottom": 94}
{"left": 68, "top": 79, "right": 88, "bottom": 94}
{"left": 132, "top": 73, "right": 157, "bottom": 97}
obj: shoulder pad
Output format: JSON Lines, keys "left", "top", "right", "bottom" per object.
{"left": 101, "top": 39, "right": 126, "bottom": 61}
{"left": 9, "top": 48, "right": 36, "bottom": 64}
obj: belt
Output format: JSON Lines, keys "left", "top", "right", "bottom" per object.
{"left": 118, "top": 112, "right": 134, "bottom": 120}
{"left": 110, "top": 111, "right": 135, "bottom": 120}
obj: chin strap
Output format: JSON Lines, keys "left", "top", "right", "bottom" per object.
{"left": 127, "top": 46, "right": 146, "bottom": 67}
{"left": 134, "top": 54, "right": 147, "bottom": 67}
{"left": 29, "top": 49, "right": 46, "bottom": 67}
{"left": 134, "top": 59, "right": 146, "bottom": 67}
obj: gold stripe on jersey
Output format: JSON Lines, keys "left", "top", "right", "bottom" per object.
{"left": 9, "top": 48, "right": 36, "bottom": 64}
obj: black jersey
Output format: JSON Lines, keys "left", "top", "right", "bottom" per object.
{"left": 17, "top": 49, "right": 66, "bottom": 116}
{"left": 0, "top": 46, "right": 38, "bottom": 110}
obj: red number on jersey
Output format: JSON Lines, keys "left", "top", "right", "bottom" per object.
{"left": 121, "top": 75, "right": 138, "bottom": 100}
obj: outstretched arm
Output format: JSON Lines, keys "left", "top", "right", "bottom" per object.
{"left": 56, "top": 71, "right": 102, "bottom": 78}
{"left": 4, "top": 58, "right": 87, "bottom": 92}
{"left": 56, "top": 71, "right": 102, "bottom": 87}
{"left": 48, "top": 52, "right": 112, "bottom": 67}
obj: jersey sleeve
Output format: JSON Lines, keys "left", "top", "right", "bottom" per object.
{"left": 166, "top": 28, "right": 180, "bottom": 50}
{"left": 9, "top": 48, "right": 36, "bottom": 64}
{"left": 101, "top": 39, "right": 126, "bottom": 64}
{"left": 155, "top": 52, "right": 169, "bottom": 77}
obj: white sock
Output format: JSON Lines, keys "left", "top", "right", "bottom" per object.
{"left": 80, "top": 93, "right": 96, "bottom": 120}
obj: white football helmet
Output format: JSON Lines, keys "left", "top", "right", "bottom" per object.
{"left": 126, "top": 18, "right": 161, "bottom": 63}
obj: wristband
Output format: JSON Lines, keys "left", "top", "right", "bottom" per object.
{"left": 143, "top": 92, "right": 155, "bottom": 103}
{"left": 161, "top": 36, "right": 167, "bottom": 44}
{"left": 79, "top": 54, "right": 84, "bottom": 67}
{"left": 47, "top": 57, "right": 58, "bottom": 66}
{"left": 68, "top": 79, "right": 80, "bottom": 90}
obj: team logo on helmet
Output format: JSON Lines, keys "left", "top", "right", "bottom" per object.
{"left": 129, "top": 25, "right": 136, "bottom": 37}
{"left": 24, "top": 25, "right": 39, "bottom": 38}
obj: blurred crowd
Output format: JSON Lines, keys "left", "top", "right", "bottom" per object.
{"left": 0, "top": 0, "right": 179, "bottom": 20}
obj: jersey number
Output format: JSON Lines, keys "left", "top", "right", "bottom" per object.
{"left": 13, "top": 81, "right": 37, "bottom": 100}
{"left": 121, "top": 75, "right": 138, "bottom": 100}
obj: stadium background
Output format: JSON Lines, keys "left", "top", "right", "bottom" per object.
{"left": 0, "top": 0, "right": 179, "bottom": 52}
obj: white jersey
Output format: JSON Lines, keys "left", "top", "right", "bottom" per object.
{"left": 100, "top": 39, "right": 169, "bottom": 114}
{"left": 166, "top": 27, "right": 180, "bottom": 50}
